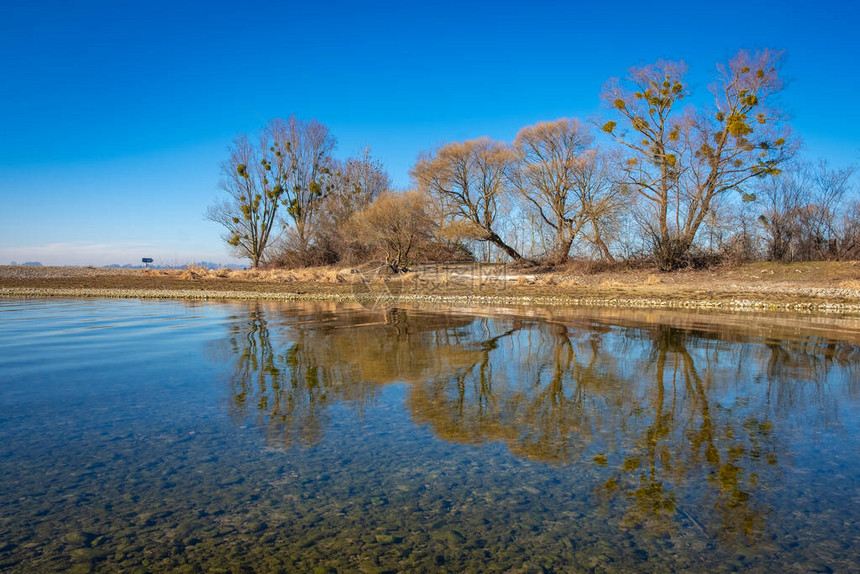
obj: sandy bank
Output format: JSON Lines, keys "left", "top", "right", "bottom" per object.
{"left": 2, "top": 263, "right": 860, "bottom": 314}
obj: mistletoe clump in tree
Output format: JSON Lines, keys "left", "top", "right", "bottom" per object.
{"left": 206, "top": 134, "right": 285, "bottom": 268}
{"left": 207, "top": 117, "right": 336, "bottom": 267}
{"left": 602, "top": 50, "right": 793, "bottom": 270}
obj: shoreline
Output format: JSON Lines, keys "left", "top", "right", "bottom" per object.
{"left": 2, "top": 262, "right": 860, "bottom": 315}
{"left": 4, "top": 286, "right": 860, "bottom": 315}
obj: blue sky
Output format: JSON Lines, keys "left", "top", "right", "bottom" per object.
{"left": 1, "top": 0, "right": 858, "bottom": 266}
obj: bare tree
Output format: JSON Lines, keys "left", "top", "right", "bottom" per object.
{"left": 315, "top": 147, "right": 391, "bottom": 263}
{"left": 603, "top": 50, "right": 793, "bottom": 270}
{"left": 716, "top": 193, "right": 761, "bottom": 263}
{"left": 333, "top": 147, "right": 391, "bottom": 214}
{"left": 510, "top": 119, "right": 629, "bottom": 263}
{"left": 350, "top": 191, "right": 431, "bottom": 272}
{"left": 206, "top": 134, "right": 284, "bottom": 267}
{"left": 572, "top": 148, "right": 629, "bottom": 262}
{"left": 757, "top": 162, "right": 812, "bottom": 261}
{"left": 798, "top": 160, "right": 856, "bottom": 259}
{"left": 840, "top": 199, "right": 860, "bottom": 260}
{"left": 412, "top": 138, "right": 533, "bottom": 264}
{"left": 759, "top": 160, "right": 857, "bottom": 260}
{"left": 266, "top": 116, "right": 337, "bottom": 258}
{"left": 510, "top": 118, "right": 593, "bottom": 263}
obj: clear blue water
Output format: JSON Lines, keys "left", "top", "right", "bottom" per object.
{"left": 0, "top": 298, "right": 858, "bottom": 572}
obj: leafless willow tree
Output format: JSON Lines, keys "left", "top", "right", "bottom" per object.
{"left": 576, "top": 148, "right": 631, "bottom": 262}
{"left": 412, "top": 138, "right": 532, "bottom": 264}
{"left": 510, "top": 118, "right": 591, "bottom": 263}
{"left": 511, "top": 118, "right": 627, "bottom": 263}
{"left": 349, "top": 190, "right": 432, "bottom": 272}
{"left": 206, "top": 134, "right": 284, "bottom": 267}
{"left": 602, "top": 50, "right": 794, "bottom": 270}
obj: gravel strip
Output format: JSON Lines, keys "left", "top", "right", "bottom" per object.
{"left": 4, "top": 286, "right": 860, "bottom": 315}
{"left": 0, "top": 266, "right": 145, "bottom": 279}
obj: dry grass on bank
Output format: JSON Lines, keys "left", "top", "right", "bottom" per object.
{"left": 146, "top": 265, "right": 357, "bottom": 284}
{"left": 38, "top": 260, "right": 860, "bottom": 293}
{"left": 4, "top": 260, "right": 859, "bottom": 287}
{"left": 3, "top": 261, "right": 860, "bottom": 308}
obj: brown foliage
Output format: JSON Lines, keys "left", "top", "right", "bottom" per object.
{"left": 349, "top": 191, "right": 432, "bottom": 272}
{"left": 412, "top": 138, "right": 532, "bottom": 264}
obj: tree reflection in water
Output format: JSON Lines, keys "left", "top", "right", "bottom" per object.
{"left": 216, "top": 302, "right": 858, "bottom": 545}
{"left": 221, "top": 302, "right": 478, "bottom": 448}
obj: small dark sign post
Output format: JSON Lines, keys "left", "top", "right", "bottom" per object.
{"left": 142, "top": 257, "right": 153, "bottom": 269}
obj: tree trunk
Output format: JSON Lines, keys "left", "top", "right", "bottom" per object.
{"left": 486, "top": 231, "right": 536, "bottom": 266}
{"left": 592, "top": 226, "right": 615, "bottom": 263}
{"left": 654, "top": 235, "right": 693, "bottom": 271}
{"left": 550, "top": 233, "right": 574, "bottom": 265}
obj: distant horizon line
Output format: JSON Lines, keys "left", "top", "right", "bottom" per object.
{"left": 5, "top": 261, "right": 245, "bottom": 270}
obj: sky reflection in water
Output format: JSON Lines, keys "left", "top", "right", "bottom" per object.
{"left": 1, "top": 299, "right": 858, "bottom": 572}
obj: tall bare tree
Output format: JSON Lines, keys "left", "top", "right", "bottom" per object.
{"left": 206, "top": 134, "right": 284, "bottom": 267}
{"left": 758, "top": 159, "right": 857, "bottom": 261}
{"left": 603, "top": 50, "right": 793, "bottom": 270}
{"left": 412, "top": 137, "right": 532, "bottom": 264}
{"left": 266, "top": 116, "right": 337, "bottom": 257}
{"left": 575, "top": 148, "right": 629, "bottom": 262}
{"left": 510, "top": 118, "right": 591, "bottom": 262}
{"left": 331, "top": 147, "right": 391, "bottom": 215}
{"left": 511, "top": 118, "right": 626, "bottom": 263}
{"left": 315, "top": 147, "right": 391, "bottom": 264}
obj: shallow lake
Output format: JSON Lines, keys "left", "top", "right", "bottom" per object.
{"left": 0, "top": 298, "right": 858, "bottom": 572}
